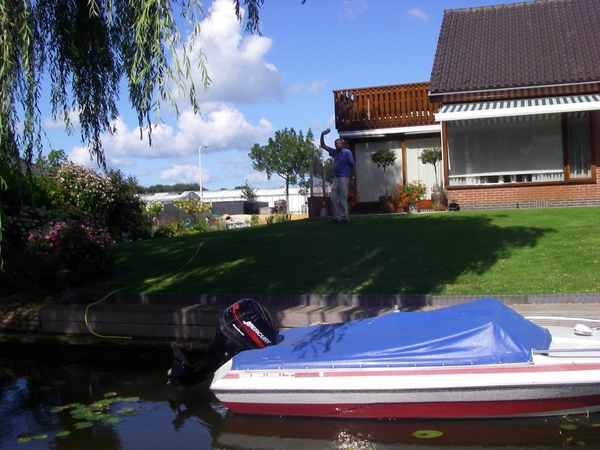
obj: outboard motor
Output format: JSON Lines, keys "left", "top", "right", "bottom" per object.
{"left": 167, "top": 298, "right": 278, "bottom": 388}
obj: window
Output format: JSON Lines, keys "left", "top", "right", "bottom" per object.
{"left": 355, "top": 141, "right": 402, "bottom": 202}
{"left": 447, "top": 114, "right": 565, "bottom": 186}
{"left": 566, "top": 113, "right": 592, "bottom": 179}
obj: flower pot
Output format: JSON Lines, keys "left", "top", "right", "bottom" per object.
{"left": 379, "top": 195, "right": 394, "bottom": 213}
{"left": 408, "top": 202, "right": 420, "bottom": 213}
{"left": 431, "top": 193, "right": 448, "bottom": 211}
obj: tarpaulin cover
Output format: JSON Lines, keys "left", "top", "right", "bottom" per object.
{"left": 231, "top": 298, "right": 552, "bottom": 370}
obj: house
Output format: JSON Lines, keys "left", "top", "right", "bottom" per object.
{"left": 429, "top": 0, "right": 600, "bottom": 210}
{"left": 321, "top": 0, "right": 600, "bottom": 213}
{"left": 311, "top": 82, "right": 442, "bottom": 215}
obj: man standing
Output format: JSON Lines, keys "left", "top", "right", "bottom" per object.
{"left": 320, "top": 128, "right": 356, "bottom": 223}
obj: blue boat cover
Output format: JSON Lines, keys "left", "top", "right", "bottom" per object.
{"left": 230, "top": 298, "right": 552, "bottom": 370}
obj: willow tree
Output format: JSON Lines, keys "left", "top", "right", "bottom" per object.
{"left": 249, "top": 128, "right": 320, "bottom": 210}
{"left": 0, "top": 0, "right": 308, "bottom": 169}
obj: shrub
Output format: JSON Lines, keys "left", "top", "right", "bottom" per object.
{"left": 25, "top": 214, "right": 114, "bottom": 285}
{"left": 52, "top": 163, "right": 115, "bottom": 216}
{"left": 105, "top": 169, "right": 149, "bottom": 241}
{"left": 394, "top": 181, "right": 428, "bottom": 208}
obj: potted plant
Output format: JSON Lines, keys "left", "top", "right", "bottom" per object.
{"left": 419, "top": 147, "right": 447, "bottom": 211}
{"left": 370, "top": 149, "right": 396, "bottom": 213}
{"left": 347, "top": 183, "right": 360, "bottom": 213}
{"left": 394, "top": 180, "right": 427, "bottom": 213}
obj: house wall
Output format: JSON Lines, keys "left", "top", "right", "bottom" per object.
{"left": 446, "top": 112, "right": 600, "bottom": 211}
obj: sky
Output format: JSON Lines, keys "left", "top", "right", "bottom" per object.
{"left": 41, "top": 0, "right": 511, "bottom": 190}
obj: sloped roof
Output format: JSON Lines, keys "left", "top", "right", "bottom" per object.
{"left": 429, "top": 0, "right": 600, "bottom": 95}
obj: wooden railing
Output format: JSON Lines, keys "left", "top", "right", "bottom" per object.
{"left": 334, "top": 82, "right": 439, "bottom": 132}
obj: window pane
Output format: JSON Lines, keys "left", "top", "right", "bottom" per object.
{"left": 447, "top": 115, "right": 563, "bottom": 184}
{"left": 406, "top": 137, "right": 443, "bottom": 197}
{"left": 355, "top": 141, "right": 402, "bottom": 202}
{"left": 567, "top": 114, "right": 591, "bottom": 178}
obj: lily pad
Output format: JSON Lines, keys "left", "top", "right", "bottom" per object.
{"left": 120, "top": 396, "right": 140, "bottom": 403}
{"left": 16, "top": 437, "right": 31, "bottom": 444}
{"left": 70, "top": 407, "right": 91, "bottom": 416}
{"left": 74, "top": 421, "right": 94, "bottom": 429}
{"left": 95, "top": 399, "right": 114, "bottom": 406}
{"left": 32, "top": 434, "right": 49, "bottom": 440}
{"left": 50, "top": 406, "right": 67, "bottom": 413}
{"left": 412, "top": 429, "right": 444, "bottom": 439}
{"left": 87, "top": 413, "right": 110, "bottom": 421}
{"left": 560, "top": 424, "right": 579, "bottom": 430}
{"left": 119, "top": 410, "right": 141, "bottom": 417}
{"left": 56, "top": 431, "right": 71, "bottom": 438}
{"left": 104, "top": 392, "right": 118, "bottom": 398}
{"left": 102, "top": 416, "right": 123, "bottom": 424}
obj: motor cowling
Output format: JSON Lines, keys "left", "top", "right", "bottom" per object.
{"left": 167, "top": 298, "right": 278, "bottom": 388}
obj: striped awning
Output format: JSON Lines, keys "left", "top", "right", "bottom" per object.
{"left": 435, "top": 95, "right": 600, "bottom": 122}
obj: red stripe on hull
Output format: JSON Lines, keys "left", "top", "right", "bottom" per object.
{"left": 223, "top": 394, "right": 600, "bottom": 419}
{"left": 223, "top": 363, "right": 600, "bottom": 380}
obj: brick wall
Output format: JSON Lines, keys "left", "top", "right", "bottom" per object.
{"left": 447, "top": 111, "right": 600, "bottom": 211}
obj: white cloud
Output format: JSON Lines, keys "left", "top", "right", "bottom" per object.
{"left": 342, "top": 0, "right": 368, "bottom": 20}
{"left": 42, "top": 109, "right": 80, "bottom": 130}
{"left": 287, "top": 79, "right": 328, "bottom": 95}
{"left": 73, "top": 105, "right": 274, "bottom": 168}
{"left": 69, "top": 146, "right": 97, "bottom": 168}
{"left": 160, "top": 164, "right": 212, "bottom": 184}
{"left": 407, "top": 7, "right": 428, "bottom": 21}
{"left": 186, "top": 0, "right": 285, "bottom": 104}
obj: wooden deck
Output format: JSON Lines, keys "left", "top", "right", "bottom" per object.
{"left": 334, "top": 82, "right": 439, "bottom": 132}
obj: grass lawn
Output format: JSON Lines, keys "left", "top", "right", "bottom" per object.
{"left": 100, "top": 207, "right": 600, "bottom": 296}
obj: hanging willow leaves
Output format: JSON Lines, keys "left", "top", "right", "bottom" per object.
{"left": 0, "top": 0, "right": 316, "bottom": 169}
{"left": 0, "top": 0, "right": 209, "bottom": 168}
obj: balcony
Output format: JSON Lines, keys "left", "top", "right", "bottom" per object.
{"left": 334, "top": 82, "right": 439, "bottom": 132}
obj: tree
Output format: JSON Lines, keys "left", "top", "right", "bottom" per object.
{"left": 0, "top": 0, "right": 309, "bottom": 170}
{"left": 237, "top": 180, "right": 257, "bottom": 200}
{"left": 311, "top": 156, "right": 334, "bottom": 184}
{"left": 419, "top": 147, "right": 443, "bottom": 186}
{"left": 249, "top": 128, "right": 320, "bottom": 206}
{"left": 370, "top": 149, "right": 396, "bottom": 197}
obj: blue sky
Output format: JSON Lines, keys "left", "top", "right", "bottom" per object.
{"left": 42, "top": 0, "right": 508, "bottom": 190}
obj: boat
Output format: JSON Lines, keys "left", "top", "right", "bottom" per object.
{"left": 168, "top": 297, "right": 600, "bottom": 419}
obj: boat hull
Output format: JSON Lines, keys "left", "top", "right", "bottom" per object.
{"left": 212, "top": 362, "right": 600, "bottom": 419}
{"left": 219, "top": 391, "right": 600, "bottom": 419}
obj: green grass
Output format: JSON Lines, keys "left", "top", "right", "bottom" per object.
{"left": 99, "top": 208, "right": 600, "bottom": 296}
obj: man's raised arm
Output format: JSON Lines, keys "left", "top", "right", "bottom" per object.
{"left": 320, "top": 128, "right": 331, "bottom": 151}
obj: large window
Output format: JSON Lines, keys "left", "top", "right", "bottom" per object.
{"left": 566, "top": 113, "right": 592, "bottom": 179}
{"left": 355, "top": 141, "right": 402, "bottom": 202}
{"left": 446, "top": 113, "right": 590, "bottom": 186}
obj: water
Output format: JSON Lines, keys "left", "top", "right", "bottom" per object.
{"left": 2, "top": 356, "right": 600, "bottom": 449}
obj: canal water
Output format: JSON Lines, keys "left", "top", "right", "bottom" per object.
{"left": 3, "top": 356, "right": 600, "bottom": 449}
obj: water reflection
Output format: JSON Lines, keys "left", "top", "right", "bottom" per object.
{"left": 2, "top": 356, "right": 600, "bottom": 449}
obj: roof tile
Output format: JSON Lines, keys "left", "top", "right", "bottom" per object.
{"left": 429, "top": 0, "right": 600, "bottom": 95}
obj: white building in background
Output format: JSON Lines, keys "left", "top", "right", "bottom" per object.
{"left": 141, "top": 187, "right": 308, "bottom": 215}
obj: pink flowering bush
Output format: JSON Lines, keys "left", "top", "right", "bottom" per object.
{"left": 53, "top": 163, "right": 115, "bottom": 216}
{"left": 25, "top": 214, "right": 114, "bottom": 284}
